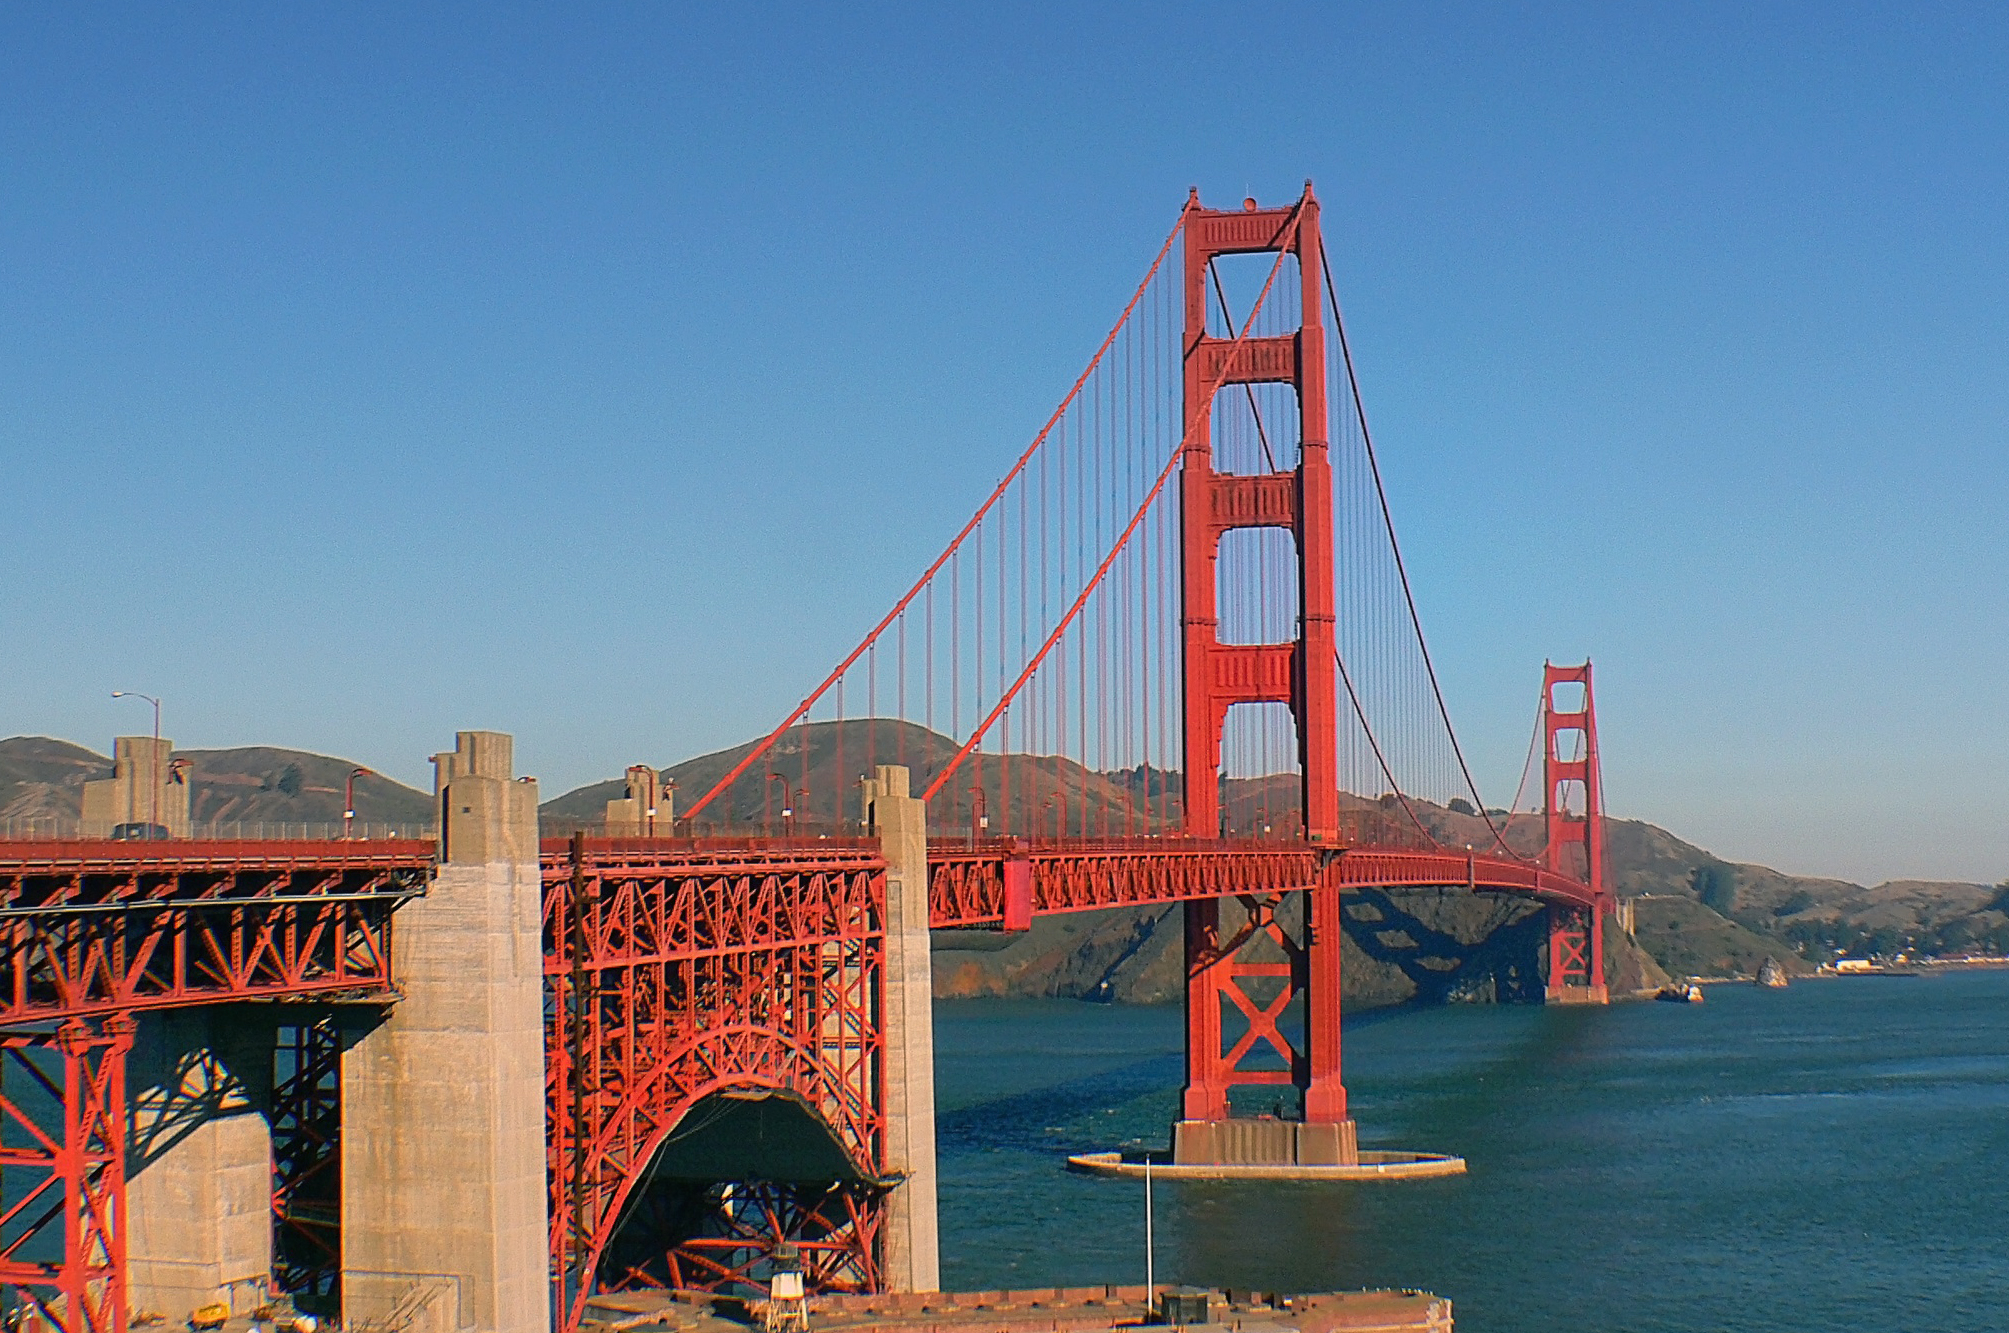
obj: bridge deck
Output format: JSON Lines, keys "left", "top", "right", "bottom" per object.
{"left": 0, "top": 839, "right": 432, "bottom": 1023}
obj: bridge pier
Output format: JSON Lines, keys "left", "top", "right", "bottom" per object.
{"left": 863, "top": 765, "right": 939, "bottom": 1294}
{"left": 340, "top": 732, "right": 549, "bottom": 1333}
{"left": 1544, "top": 903, "right": 1610, "bottom": 1004}
{"left": 1173, "top": 871, "right": 1356, "bottom": 1168}
{"left": 125, "top": 1009, "right": 275, "bottom": 1321}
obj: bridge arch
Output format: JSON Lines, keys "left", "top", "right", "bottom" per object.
{"left": 545, "top": 845, "right": 889, "bottom": 1330}
{"left": 593, "top": 1084, "right": 887, "bottom": 1298}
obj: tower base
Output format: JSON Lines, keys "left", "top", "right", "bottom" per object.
{"left": 1171, "top": 1117, "right": 1357, "bottom": 1167}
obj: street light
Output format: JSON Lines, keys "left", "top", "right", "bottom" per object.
{"left": 111, "top": 692, "right": 162, "bottom": 836}
{"left": 765, "top": 773, "right": 789, "bottom": 837}
{"left": 966, "top": 785, "right": 988, "bottom": 848}
{"left": 346, "top": 767, "right": 375, "bottom": 839}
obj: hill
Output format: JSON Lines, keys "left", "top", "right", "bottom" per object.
{"left": 0, "top": 736, "right": 433, "bottom": 834}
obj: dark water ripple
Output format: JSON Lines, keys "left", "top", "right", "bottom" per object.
{"left": 931, "top": 971, "right": 2009, "bottom": 1331}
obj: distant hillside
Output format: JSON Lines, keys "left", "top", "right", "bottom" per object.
{"left": 0, "top": 737, "right": 107, "bottom": 823}
{"left": 0, "top": 736, "right": 433, "bottom": 832}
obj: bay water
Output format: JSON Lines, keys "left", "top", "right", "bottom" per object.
{"left": 933, "top": 969, "right": 2009, "bottom": 1331}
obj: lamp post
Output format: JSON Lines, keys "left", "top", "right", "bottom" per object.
{"left": 346, "top": 767, "right": 374, "bottom": 839}
{"left": 111, "top": 691, "right": 162, "bottom": 836}
{"left": 966, "top": 785, "right": 987, "bottom": 848}
{"left": 765, "top": 773, "right": 789, "bottom": 837}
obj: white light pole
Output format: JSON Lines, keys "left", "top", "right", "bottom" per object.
{"left": 1144, "top": 1153, "right": 1155, "bottom": 1314}
{"left": 346, "top": 767, "right": 374, "bottom": 839}
{"left": 111, "top": 691, "right": 162, "bottom": 835}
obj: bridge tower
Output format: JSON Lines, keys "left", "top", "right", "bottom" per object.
{"left": 1542, "top": 661, "right": 1611, "bottom": 1003}
{"left": 1175, "top": 185, "right": 1353, "bottom": 1165}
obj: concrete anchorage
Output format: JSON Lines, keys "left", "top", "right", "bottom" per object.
{"left": 861, "top": 766, "right": 939, "bottom": 1294}
{"left": 80, "top": 736, "right": 190, "bottom": 837}
{"left": 126, "top": 1009, "right": 277, "bottom": 1320}
{"left": 602, "top": 765, "right": 671, "bottom": 836}
{"left": 340, "top": 732, "right": 550, "bottom": 1333}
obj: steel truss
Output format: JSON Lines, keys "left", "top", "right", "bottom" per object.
{"left": 928, "top": 839, "right": 1598, "bottom": 931}
{"left": 543, "top": 841, "right": 887, "bottom": 1333}
{"left": 0, "top": 842, "right": 432, "bottom": 1332}
{"left": 0, "top": 842, "right": 430, "bottom": 1024}
{"left": 1180, "top": 872, "right": 1346, "bottom": 1124}
{"left": 270, "top": 1017, "right": 343, "bottom": 1307}
{"left": 600, "top": 1180, "right": 881, "bottom": 1295}
{"left": 0, "top": 1019, "right": 132, "bottom": 1333}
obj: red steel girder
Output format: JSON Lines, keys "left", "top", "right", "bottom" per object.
{"left": 541, "top": 843, "right": 887, "bottom": 1333}
{"left": 0, "top": 841, "right": 431, "bottom": 1024}
{"left": 0, "top": 1018, "right": 133, "bottom": 1333}
{"left": 928, "top": 839, "right": 1597, "bottom": 929}
{"left": 270, "top": 1017, "right": 344, "bottom": 1305}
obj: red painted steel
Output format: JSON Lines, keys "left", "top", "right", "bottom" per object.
{"left": 0, "top": 841, "right": 431, "bottom": 1329}
{"left": 1179, "top": 187, "right": 1337, "bottom": 844}
{"left": 1175, "top": 187, "right": 1352, "bottom": 1129}
{"left": 927, "top": 840, "right": 1596, "bottom": 930}
{"left": 542, "top": 840, "right": 888, "bottom": 1333}
{"left": 271, "top": 1018, "right": 343, "bottom": 1306}
{"left": 1302, "top": 869, "right": 1346, "bottom": 1122}
{"left": 1181, "top": 893, "right": 1301, "bottom": 1116}
{"left": 1541, "top": 662, "right": 1611, "bottom": 1001}
{"left": 0, "top": 193, "right": 1621, "bottom": 1333}
{"left": 0, "top": 841, "right": 429, "bottom": 1024}
{"left": 0, "top": 1018, "right": 132, "bottom": 1333}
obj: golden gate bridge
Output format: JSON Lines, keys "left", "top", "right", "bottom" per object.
{"left": 0, "top": 185, "right": 1610, "bottom": 1333}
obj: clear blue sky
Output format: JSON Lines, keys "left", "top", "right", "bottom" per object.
{"left": 2, "top": 3, "right": 2003, "bottom": 884}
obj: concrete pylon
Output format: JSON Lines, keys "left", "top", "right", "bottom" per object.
{"left": 603, "top": 765, "right": 670, "bottom": 836}
{"left": 80, "top": 736, "right": 190, "bottom": 837}
{"left": 125, "top": 1010, "right": 275, "bottom": 1320}
{"left": 340, "top": 732, "right": 549, "bottom": 1333}
{"left": 861, "top": 765, "right": 938, "bottom": 1294}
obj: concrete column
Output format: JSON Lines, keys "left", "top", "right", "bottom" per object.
{"left": 340, "top": 732, "right": 549, "bottom": 1333}
{"left": 80, "top": 736, "right": 190, "bottom": 837}
{"left": 603, "top": 765, "right": 669, "bottom": 836}
{"left": 862, "top": 766, "right": 938, "bottom": 1293}
{"left": 125, "top": 1009, "right": 275, "bottom": 1321}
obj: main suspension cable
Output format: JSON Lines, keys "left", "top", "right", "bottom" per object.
{"left": 1321, "top": 246, "right": 1525, "bottom": 861}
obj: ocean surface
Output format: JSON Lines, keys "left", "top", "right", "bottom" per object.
{"left": 931, "top": 970, "right": 2009, "bottom": 1332}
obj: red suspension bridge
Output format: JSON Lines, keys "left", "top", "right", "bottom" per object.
{"left": 0, "top": 185, "right": 1612, "bottom": 1333}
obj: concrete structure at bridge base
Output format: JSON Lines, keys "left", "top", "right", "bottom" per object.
{"left": 1068, "top": 1149, "right": 1466, "bottom": 1182}
{"left": 126, "top": 1008, "right": 276, "bottom": 1320}
{"left": 81, "top": 735, "right": 190, "bottom": 837}
{"left": 1172, "top": 1116, "right": 1358, "bottom": 1167}
{"left": 340, "top": 731, "right": 550, "bottom": 1333}
{"left": 863, "top": 765, "right": 940, "bottom": 1294}
{"left": 603, "top": 765, "right": 670, "bottom": 835}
